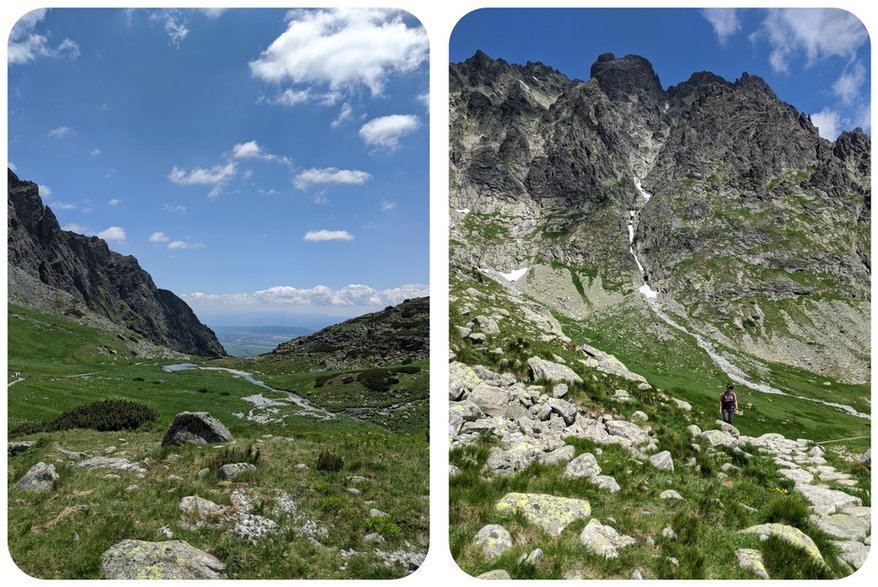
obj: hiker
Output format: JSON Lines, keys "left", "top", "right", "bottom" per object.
{"left": 719, "top": 383, "right": 739, "bottom": 424}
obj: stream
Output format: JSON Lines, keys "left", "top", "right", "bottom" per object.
{"left": 627, "top": 179, "right": 869, "bottom": 420}
{"left": 162, "top": 363, "right": 336, "bottom": 421}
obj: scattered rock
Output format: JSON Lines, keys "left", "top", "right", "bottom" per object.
{"left": 162, "top": 412, "right": 232, "bottom": 446}
{"left": 736, "top": 548, "right": 769, "bottom": 579}
{"left": 649, "top": 451, "right": 674, "bottom": 472}
{"left": 472, "top": 524, "right": 513, "bottom": 559}
{"left": 563, "top": 453, "right": 601, "bottom": 479}
{"left": 660, "top": 489, "right": 683, "bottom": 500}
{"left": 552, "top": 383, "right": 569, "bottom": 398}
{"left": 740, "top": 523, "right": 824, "bottom": 564}
{"left": 527, "top": 357, "right": 583, "bottom": 384}
{"left": 13, "top": 462, "right": 58, "bottom": 493}
{"left": 8, "top": 441, "right": 35, "bottom": 456}
{"left": 218, "top": 463, "right": 256, "bottom": 481}
{"left": 477, "top": 569, "right": 512, "bottom": 580}
{"left": 100, "top": 539, "right": 226, "bottom": 579}
{"left": 495, "top": 493, "right": 591, "bottom": 536}
{"left": 630, "top": 410, "right": 648, "bottom": 422}
{"left": 578, "top": 519, "right": 635, "bottom": 558}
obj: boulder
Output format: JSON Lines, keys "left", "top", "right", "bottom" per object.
{"left": 831, "top": 540, "right": 869, "bottom": 570}
{"left": 477, "top": 569, "right": 512, "bottom": 580}
{"left": 796, "top": 483, "right": 861, "bottom": 516}
{"left": 649, "top": 451, "right": 674, "bottom": 472}
{"left": 100, "top": 539, "right": 226, "bottom": 579}
{"left": 496, "top": 493, "right": 591, "bottom": 536}
{"left": 74, "top": 456, "right": 146, "bottom": 473}
{"left": 162, "top": 412, "right": 232, "bottom": 446}
{"left": 527, "top": 357, "right": 583, "bottom": 384}
{"left": 814, "top": 513, "right": 870, "bottom": 541}
{"left": 671, "top": 398, "right": 692, "bottom": 412}
{"left": 578, "top": 519, "right": 635, "bottom": 558}
{"left": 538, "top": 445, "right": 576, "bottom": 465}
{"left": 740, "top": 523, "right": 824, "bottom": 564}
{"left": 472, "top": 524, "right": 513, "bottom": 559}
{"left": 218, "top": 463, "right": 257, "bottom": 481}
{"left": 563, "top": 453, "right": 602, "bottom": 479}
{"left": 660, "top": 489, "right": 683, "bottom": 500}
{"left": 591, "top": 475, "right": 621, "bottom": 493}
{"left": 13, "top": 462, "right": 58, "bottom": 493}
{"left": 630, "top": 411, "right": 648, "bottom": 422}
{"left": 552, "top": 383, "right": 569, "bottom": 398}
{"left": 736, "top": 548, "right": 769, "bottom": 579}
{"left": 467, "top": 383, "right": 511, "bottom": 418}
{"left": 701, "top": 429, "right": 736, "bottom": 448}
{"left": 546, "top": 398, "right": 578, "bottom": 425}
{"left": 449, "top": 362, "right": 482, "bottom": 400}
{"left": 605, "top": 420, "right": 650, "bottom": 445}
{"left": 8, "top": 441, "right": 35, "bottom": 456}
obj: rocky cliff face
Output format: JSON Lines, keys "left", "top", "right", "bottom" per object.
{"left": 450, "top": 52, "right": 870, "bottom": 382}
{"left": 259, "top": 296, "right": 429, "bottom": 370}
{"left": 8, "top": 169, "right": 225, "bottom": 357}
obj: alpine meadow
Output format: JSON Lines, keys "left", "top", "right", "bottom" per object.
{"left": 7, "top": 8, "right": 428, "bottom": 579}
{"left": 448, "top": 8, "right": 871, "bottom": 580}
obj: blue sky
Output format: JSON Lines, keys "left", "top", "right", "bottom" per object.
{"left": 7, "top": 8, "right": 429, "bottom": 326}
{"left": 451, "top": 7, "right": 870, "bottom": 141}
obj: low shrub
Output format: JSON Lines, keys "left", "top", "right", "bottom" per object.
{"left": 316, "top": 452, "right": 344, "bottom": 472}
{"left": 365, "top": 516, "right": 400, "bottom": 538}
{"left": 759, "top": 494, "right": 811, "bottom": 529}
{"left": 11, "top": 399, "right": 158, "bottom": 435}
{"left": 761, "top": 535, "right": 832, "bottom": 579}
{"left": 394, "top": 366, "right": 421, "bottom": 375}
{"left": 357, "top": 369, "right": 392, "bottom": 393}
{"left": 219, "top": 391, "right": 230, "bottom": 396}
{"left": 197, "top": 387, "right": 211, "bottom": 394}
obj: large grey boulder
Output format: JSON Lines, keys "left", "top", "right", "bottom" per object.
{"left": 527, "top": 357, "right": 583, "bottom": 384}
{"left": 100, "top": 539, "right": 226, "bottom": 579}
{"left": 546, "top": 397, "right": 578, "bottom": 425}
{"left": 467, "top": 382, "right": 511, "bottom": 418}
{"left": 605, "top": 420, "right": 650, "bottom": 445}
{"left": 649, "top": 451, "right": 674, "bottom": 472}
{"left": 13, "top": 462, "right": 58, "bottom": 493}
{"left": 495, "top": 493, "right": 591, "bottom": 536}
{"left": 162, "top": 412, "right": 232, "bottom": 446}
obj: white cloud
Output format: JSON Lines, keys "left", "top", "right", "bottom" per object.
{"left": 752, "top": 8, "right": 868, "bottom": 73}
{"left": 359, "top": 114, "right": 420, "bottom": 149}
{"left": 230, "top": 140, "right": 291, "bottom": 165}
{"left": 168, "top": 240, "right": 206, "bottom": 249}
{"left": 149, "top": 9, "right": 189, "bottom": 48}
{"left": 701, "top": 8, "right": 741, "bottom": 45}
{"left": 249, "top": 8, "right": 427, "bottom": 98}
{"left": 48, "top": 126, "right": 73, "bottom": 138}
{"left": 37, "top": 184, "right": 52, "bottom": 197}
{"left": 272, "top": 88, "right": 312, "bottom": 105}
{"left": 293, "top": 167, "right": 372, "bottom": 190}
{"left": 52, "top": 202, "right": 76, "bottom": 210}
{"left": 97, "top": 226, "right": 126, "bottom": 242}
{"left": 330, "top": 103, "right": 354, "bottom": 128}
{"left": 107, "top": 198, "right": 121, "bottom": 206}
{"left": 304, "top": 229, "right": 354, "bottom": 242}
{"left": 380, "top": 200, "right": 397, "bottom": 211}
{"left": 417, "top": 93, "right": 429, "bottom": 108}
{"left": 811, "top": 107, "right": 842, "bottom": 140}
{"left": 833, "top": 61, "right": 866, "bottom": 106}
{"left": 168, "top": 162, "right": 236, "bottom": 185}
{"left": 8, "top": 162, "right": 16, "bottom": 172}
{"left": 163, "top": 204, "right": 187, "bottom": 214}
{"left": 61, "top": 223, "right": 88, "bottom": 233}
{"left": 91, "top": 148, "right": 101, "bottom": 156}
{"left": 183, "top": 282, "right": 428, "bottom": 309}
{"left": 9, "top": 9, "right": 80, "bottom": 65}
{"left": 149, "top": 232, "right": 170, "bottom": 243}
{"left": 196, "top": 8, "right": 228, "bottom": 19}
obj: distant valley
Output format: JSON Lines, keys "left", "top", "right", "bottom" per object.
{"left": 210, "top": 325, "right": 315, "bottom": 358}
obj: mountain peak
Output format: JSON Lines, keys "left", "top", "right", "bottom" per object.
{"left": 589, "top": 53, "right": 664, "bottom": 103}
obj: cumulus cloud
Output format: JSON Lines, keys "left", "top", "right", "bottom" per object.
{"left": 52, "top": 202, "right": 76, "bottom": 210}
{"left": 97, "top": 226, "right": 126, "bottom": 242}
{"left": 833, "top": 61, "right": 866, "bottom": 106}
{"left": 701, "top": 8, "right": 741, "bottom": 45}
{"left": 168, "top": 240, "right": 206, "bottom": 249}
{"left": 168, "top": 162, "right": 237, "bottom": 196}
{"left": 48, "top": 126, "right": 73, "bottom": 138}
{"left": 61, "top": 223, "right": 88, "bottom": 233}
{"left": 293, "top": 167, "right": 372, "bottom": 190}
{"left": 249, "top": 8, "right": 427, "bottom": 98}
{"left": 8, "top": 162, "right": 16, "bottom": 172}
{"left": 196, "top": 8, "right": 228, "bottom": 19}
{"left": 359, "top": 114, "right": 420, "bottom": 149}
{"left": 811, "top": 107, "right": 842, "bottom": 140}
{"left": 163, "top": 204, "right": 186, "bottom": 214}
{"left": 37, "top": 184, "right": 52, "bottom": 198}
{"left": 149, "top": 232, "right": 170, "bottom": 243}
{"left": 304, "top": 229, "right": 354, "bottom": 242}
{"left": 380, "top": 200, "right": 397, "bottom": 211}
{"left": 183, "top": 282, "right": 429, "bottom": 310}
{"left": 9, "top": 9, "right": 80, "bottom": 65}
{"left": 752, "top": 8, "right": 868, "bottom": 73}
{"left": 107, "top": 198, "right": 121, "bottom": 206}
{"left": 230, "top": 140, "right": 291, "bottom": 165}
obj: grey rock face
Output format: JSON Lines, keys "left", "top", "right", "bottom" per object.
{"left": 162, "top": 412, "right": 232, "bottom": 446}
{"left": 100, "top": 539, "right": 226, "bottom": 579}
{"left": 14, "top": 462, "right": 58, "bottom": 493}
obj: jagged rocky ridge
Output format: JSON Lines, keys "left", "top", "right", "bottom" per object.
{"left": 450, "top": 51, "right": 870, "bottom": 382}
{"left": 257, "top": 296, "right": 429, "bottom": 370}
{"left": 7, "top": 169, "right": 225, "bottom": 357}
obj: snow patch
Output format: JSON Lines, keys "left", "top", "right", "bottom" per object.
{"left": 638, "top": 283, "right": 659, "bottom": 299}
{"left": 633, "top": 177, "right": 652, "bottom": 202}
{"left": 519, "top": 79, "right": 530, "bottom": 90}
{"left": 455, "top": 208, "right": 470, "bottom": 215}
{"left": 499, "top": 267, "right": 529, "bottom": 282}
